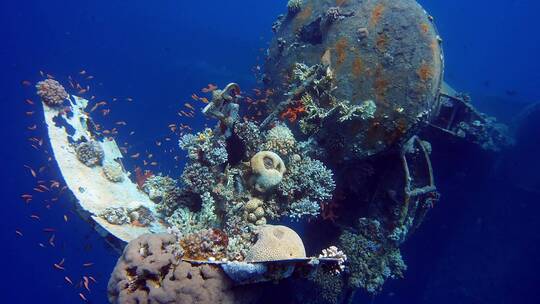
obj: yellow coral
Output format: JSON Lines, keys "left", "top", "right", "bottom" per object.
{"left": 245, "top": 225, "right": 306, "bottom": 262}
{"left": 250, "top": 151, "right": 286, "bottom": 192}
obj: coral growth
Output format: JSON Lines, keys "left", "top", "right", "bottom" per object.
{"left": 287, "top": 0, "right": 303, "bottom": 14}
{"left": 279, "top": 156, "right": 335, "bottom": 220}
{"left": 245, "top": 225, "right": 306, "bottom": 262}
{"left": 102, "top": 160, "right": 124, "bottom": 182}
{"left": 99, "top": 206, "right": 154, "bottom": 227}
{"left": 108, "top": 233, "right": 255, "bottom": 304}
{"left": 243, "top": 197, "right": 266, "bottom": 226}
{"left": 179, "top": 128, "right": 228, "bottom": 166}
{"left": 36, "top": 79, "right": 68, "bottom": 107}
{"left": 339, "top": 218, "right": 406, "bottom": 294}
{"left": 263, "top": 123, "right": 297, "bottom": 156}
{"left": 75, "top": 141, "right": 104, "bottom": 167}
{"left": 167, "top": 192, "right": 220, "bottom": 236}
{"left": 250, "top": 151, "right": 286, "bottom": 192}
{"left": 180, "top": 228, "right": 229, "bottom": 261}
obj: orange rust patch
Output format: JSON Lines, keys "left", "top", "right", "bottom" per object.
{"left": 417, "top": 62, "right": 433, "bottom": 82}
{"left": 336, "top": 0, "right": 348, "bottom": 6}
{"left": 420, "top": 22, "right": 430, "bottom": 34}
{"left": 375, "top": 33, "right": 388, "bottom": 52}
{"left": 352, "top": 57, "right": 363, "bottom": 78}
{"left": 294, "top": 4, "right": 313, "bottom": 31}
{"left": 335, "top": 38, "right": 348, "bottom": 67}
{"left": 374, "top": 67, "right": 389, "bottom": 103}
{"left": 370, "top": 3, "right": 385, "bottom": 27}
{"left": 387, "top": 118, "right": 408, "bottom": 145}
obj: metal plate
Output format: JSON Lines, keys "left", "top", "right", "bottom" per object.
{"left": 265, "top": 0, "right": 444, "bottom": 158}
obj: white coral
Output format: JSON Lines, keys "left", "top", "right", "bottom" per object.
{"left": 102, "top": 160, "right": 124, "bottom": 182}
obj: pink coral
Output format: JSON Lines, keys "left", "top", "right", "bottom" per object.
{"left": 35, "top": 79, "right": 68, "bottom": 106}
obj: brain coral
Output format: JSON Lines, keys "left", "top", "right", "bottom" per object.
{"left": 245, "top": 225, "right": 306, "bottom": 262}
{"left": 36, "top": 79, "right": 68, "bottom": 107}
{"left": 250, "top": 151, "right": 286, "bottom": 192}
{"left": 108, "top": 233, "right": 257, "bottom": 304}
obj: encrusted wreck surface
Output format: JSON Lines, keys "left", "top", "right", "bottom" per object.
{"left": 265, "top": 0, "right": 444, "bottom": 159}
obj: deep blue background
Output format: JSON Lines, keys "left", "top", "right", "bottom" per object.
{"left": 1, "top": 0, "right": 539, "bottom": 303}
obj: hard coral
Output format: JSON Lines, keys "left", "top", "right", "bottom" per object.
{"left": 75, "top": 141, "right": 104, "bottom": 167}
{"left": 263, "top": 123, "right": 297, "bottom": 156}
{"left": 250, "top": 151, "right": 286, "bottom": 193}
{"left": 180, "top": 228, "right": 229, "bottom": 261}
{"left": 245, "top": 225, "right": 306, "bottom": 262}
{"left": 108, "top": 233, "right": 255, "bottom": 304}
{"left": 102, "top": 160, "right": 124, "bottom": 182}
{"left": 287, "top": 0, "right": 303, "bottom": 14}
{"left": 36, "top": 79, "right": 68, "bottom": 107}
{"left": 279, "top": 156, "right": 335, "bottom": 219}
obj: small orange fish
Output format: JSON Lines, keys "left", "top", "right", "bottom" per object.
{"left": 126, "top": 97, "right": 133, "bottom": 102}
{"left": 64, "top": 214, "right": 69, "bottom": 222}
{"left": 79, "top": 293, "right": 88, "bottom": 301}
{"left": 46, "top": 74, "right": 55, "bottom": 79}
{"left": 83, "top": 262, "right": 94, "bottom": 267}
{"left": 53, "top": 263, "right": 64, "bottom": 270}
{"left": 201, "top": 83, "right": 218, "bottom": 93}
{"left": 30, "top": 214, "right": 40, "bottom": 220}
{"left": 184, "top": 103, "right": 195, "bottom": 111}
{"left": 15, "top": 230, "right": 23, "bottom": 237}
{"left": 199, "top": 97, "right": 209, "bottom": 103}
{"left": 78, "top": 89, "right": 87, "bottom": 95}
{"left": 24, "top": 165, "right": 37, "bottom": 178}
{"left": 25, "top": 111, "right": 35, "bottom": 116}
{"left": 64, "top": 276, "right": 73, "bottom": 285}
{"left": 115, "top": 121, "right": 127, "bottom": 126}
{"left": 79, "top": 70, "right": 87, "bottom": 75}
{"left": 130, "top": 153, "right": 140, "bottom": 159}
{"left": 191, "top": 93, "right": 199, "bottom": 101}
{"left": 39, "top": 70, "right": 45, "bottom": 77}
{"left": 86, "top": 75, "right": 94, "bottom": 80}
{"left": 21, "top": 80, "right": 32, "bottom": 87}
{"left": 25, "top": 99, "right": 34, "bottom": 105}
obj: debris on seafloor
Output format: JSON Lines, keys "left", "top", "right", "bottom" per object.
{"left": 34, "top": 0, "right": 516, "bottom": 303}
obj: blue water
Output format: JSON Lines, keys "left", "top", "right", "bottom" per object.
{"left": 1, "top": 0, "right": 539, "bottom": 303}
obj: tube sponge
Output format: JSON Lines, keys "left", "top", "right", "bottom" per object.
{"left": 250, "top": 151, "right": 286, "bottom": 193}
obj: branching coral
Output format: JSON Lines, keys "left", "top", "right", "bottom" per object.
{"left": 279, "top": 156, "right": 335, "bottom": 219}
{"left": 167, "top": 192, "right": 220, "bottom": 236}
{"left": 263, "top": 123, "right": 297, "bottom": 156}
{"left": 179, "top": 128, "right": 228, "bottom": 166}
{"left": 181, "top": 162, "right": 215, "bottom": 195}
{"left": 339, "top": 218, "right": 406, "bottom": 294}
{"left": 233, "top": 121, "right": 264, "bottom": 159}
{"left": 75, "top": 141, "right": 104, "bottom": 167}
{"left": 287, "top": 0, "right": 303, "bottom": 14}
{"left": 36, "top": 79, "right": 68, "bottom": 107}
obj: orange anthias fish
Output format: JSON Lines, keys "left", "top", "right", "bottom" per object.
{"left": 201, "top": 83, "right": 218, "bottom": 93}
